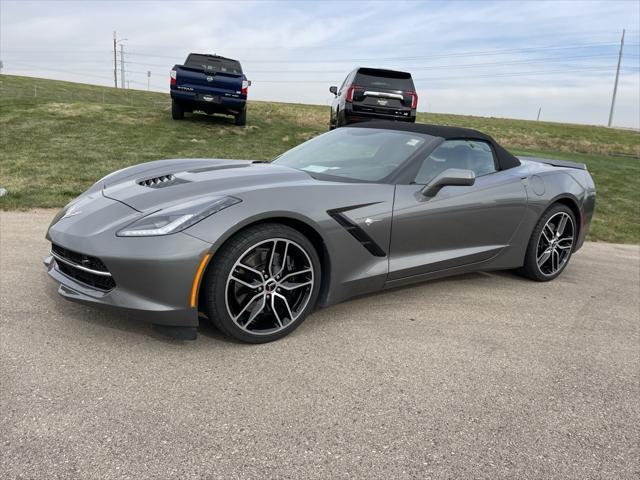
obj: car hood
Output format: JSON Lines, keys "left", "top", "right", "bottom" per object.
{"left": 101, "top": 158, "right": 313, "bottom": 212}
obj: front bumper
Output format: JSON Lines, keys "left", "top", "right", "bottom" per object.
{"left": 45, "top": 196, "right": 214, "bottom": 328}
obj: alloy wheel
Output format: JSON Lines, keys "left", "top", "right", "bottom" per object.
{"left": 536, "top": 211, "right": 574, "bottom": 276}
{"left": 225, "top": 238, "right": 315, "bottom": 335}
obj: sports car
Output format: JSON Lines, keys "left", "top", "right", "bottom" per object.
{"left": 45, "top": 121, "right": 596, "bottom": 342}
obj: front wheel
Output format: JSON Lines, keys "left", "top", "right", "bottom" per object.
{"left": 203, "top": 224, "right": 321, "bottom": 343}
{"left": 518, "top": 204, "right": 576, "bottom": 281}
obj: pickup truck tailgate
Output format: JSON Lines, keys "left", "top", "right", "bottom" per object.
{"left": 176, "top": 66, "right": 243, "bottom": 94}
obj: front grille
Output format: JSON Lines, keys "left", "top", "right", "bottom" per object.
{"left": 52, "top": 244, "right": 108, "bottom": 272}
{"left": 51, "top": 244, "right": 115, "bottom": 291}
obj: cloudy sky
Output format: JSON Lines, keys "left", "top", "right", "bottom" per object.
{"left": 1, "top": 0, "right": 639, "bottom": 127}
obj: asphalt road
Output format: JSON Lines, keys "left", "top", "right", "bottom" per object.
{"left": 1, "top": 210, "right": 639, "bottom": 480}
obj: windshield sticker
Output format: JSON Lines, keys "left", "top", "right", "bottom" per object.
{"left": 406, "top": 139, "right": 421, "bottom": 146}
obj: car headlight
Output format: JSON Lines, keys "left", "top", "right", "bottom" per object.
{"left": 117, "top": 196, "right": 241, "bottom": 237}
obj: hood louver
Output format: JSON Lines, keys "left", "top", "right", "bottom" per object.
{"left": 138, "top": 174, "right": 190, "bottom": 188}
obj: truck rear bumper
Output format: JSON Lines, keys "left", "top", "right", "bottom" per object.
{"left": 171, "top": 90, "right": 246, "bottom": 114}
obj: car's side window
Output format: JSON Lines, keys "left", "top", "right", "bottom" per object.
{"left": 413, "top": 139, "right": 497, "bottom": 184}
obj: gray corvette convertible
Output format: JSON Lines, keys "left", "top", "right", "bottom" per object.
{"left": 45, "top": 121, "right": 596, "bottom": 342}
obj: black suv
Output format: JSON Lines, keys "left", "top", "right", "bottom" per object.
{"left": 329, "top": 67, "right": 417, "bottom": 129}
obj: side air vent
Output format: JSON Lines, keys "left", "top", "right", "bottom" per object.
{"left": 328, "top": 209, "right": 386, "bottom": 257}
{"left": 138, "top": 174, "right": 190, "bottom": 188}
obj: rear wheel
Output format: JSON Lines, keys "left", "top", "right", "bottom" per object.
{"left": 234, "top": 107, "right": 247, "bottom": 126}
{"left": 518, "top": 204, "right": 576, "bottom": 281}
{"left": 203, "top": 224, "right": 321, "bottom": 343}
{"left": 171, "top": 100, "right": 184, "bottom": 120}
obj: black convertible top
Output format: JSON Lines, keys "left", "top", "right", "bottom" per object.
{"left": 350, "top": 120, "right": 521, "bottom": 170}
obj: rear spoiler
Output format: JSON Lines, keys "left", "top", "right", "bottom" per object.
{"left": 518, "top": 156, "right": 587, "bottom": 170}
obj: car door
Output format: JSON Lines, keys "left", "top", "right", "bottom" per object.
{"left": 331, "top": 73, "right": 350, "bottom": 123}
{"left": 388, "top": 139, "right": 527, "bottom": 281}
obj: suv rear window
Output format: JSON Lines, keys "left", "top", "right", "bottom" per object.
{"left": 185, "top": 54, "right": 243, "bottom": 75}
{"left": 354, "top": 68, "right": 414, "bottom": 91}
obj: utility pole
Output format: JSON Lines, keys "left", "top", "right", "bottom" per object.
{"left": 120, "top": 44, "right": 125, "bottom": 89}
{"left": 536, "top": 107, "right": 542, "bottom": 121}
{"left": 147, "top": 71, "right": 151, "bottom": 91}
{"left": 608, "top": 29, "right": 625, "bottom": 127}
{"left": 112, "top": 31, "right": 118, "bottom": 88}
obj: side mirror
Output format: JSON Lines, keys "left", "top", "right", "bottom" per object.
{"left": 329, "top": 86, "right": 338, "bottom": 95}
{"left": 420, "top": 168, "right": 475, "bottom": 197}
{"left": 247, "top": 80, "right": 252, "bottom": 87}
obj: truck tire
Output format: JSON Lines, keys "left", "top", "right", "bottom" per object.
{"left": 171, "top": 100, "right": 184, "bottom": 120}
{"left": 234, "top": 107, "right": 247, "bottom": 126}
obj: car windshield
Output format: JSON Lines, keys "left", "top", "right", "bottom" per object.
{"left": 272, "top": 128, "right": 433, "bottom": 182}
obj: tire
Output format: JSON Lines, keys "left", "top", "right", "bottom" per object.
{"left": 203, "top": 223, "right": 321, "bottom": 343}
{"left": 234, "top": 107, "right": 247, "bottom": 126}
{"left": 518, "top": 204, "right": 577, "bottom": 281}
{"left": 171, "top": 100, "right": 184, "bottom": 120}
{"left": 335, "top": 108, "right": 343, "bottom": 128}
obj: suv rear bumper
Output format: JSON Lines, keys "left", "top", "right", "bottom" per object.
{"left": 344, "top": 103, "right": 416, "bottom": 123}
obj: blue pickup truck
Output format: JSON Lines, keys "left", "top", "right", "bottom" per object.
{"left": 170, "top": 53, "right": 250, "bottom": 126}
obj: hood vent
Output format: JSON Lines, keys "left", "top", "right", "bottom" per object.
{"left": 187, "top": 163, "right": 250, "bottom": 173}
{"left": 138, "top": 174, "right": 190, "bottom": 188}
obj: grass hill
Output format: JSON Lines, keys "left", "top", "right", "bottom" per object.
{"left": 0, "top": 74, "right": 638, "bottom": 243}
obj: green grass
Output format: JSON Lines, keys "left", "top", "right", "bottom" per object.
{"left": 1, "top": 74, "right": 638, "bottom": 243}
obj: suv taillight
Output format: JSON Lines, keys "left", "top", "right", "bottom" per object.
{"left": 241, "top": 79, "right": 249, "bottom": 96}
{"left": 170, "top": 68, "right": 177, "bottom": 86}
{"left": 409, "top": 91, "right": 418, "bottom": 109}
{"left": 345, "top": 86, "right": 353, "bottom": 102}
{"left": 346, "top": 85, "right": 363, "bottom": 103}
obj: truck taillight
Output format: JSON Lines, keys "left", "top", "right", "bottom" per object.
{"left": 241, "top": 79, "right": 249, "bottom": 96}
{"left": 409, "top": 91, "right": 418, "bottom": 109}
{"left": 170, "top": 69, "right": 177, "bottom": 86}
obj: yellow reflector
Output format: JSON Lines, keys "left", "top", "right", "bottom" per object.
{"left": 190, "top": 253, "right": 212, "bottom": 308}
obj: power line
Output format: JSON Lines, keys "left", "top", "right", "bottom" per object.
{"left": 120, "top": 51, "right": 638, "bottom": 75}
{"left": 246, "top": 53, "right": 633, "bottom": 74}
{"left": 8, "top": 61, "right": 638, "bottom": 85}
{"left": 122, "top": 41, "right": 627, "bottom": 64}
